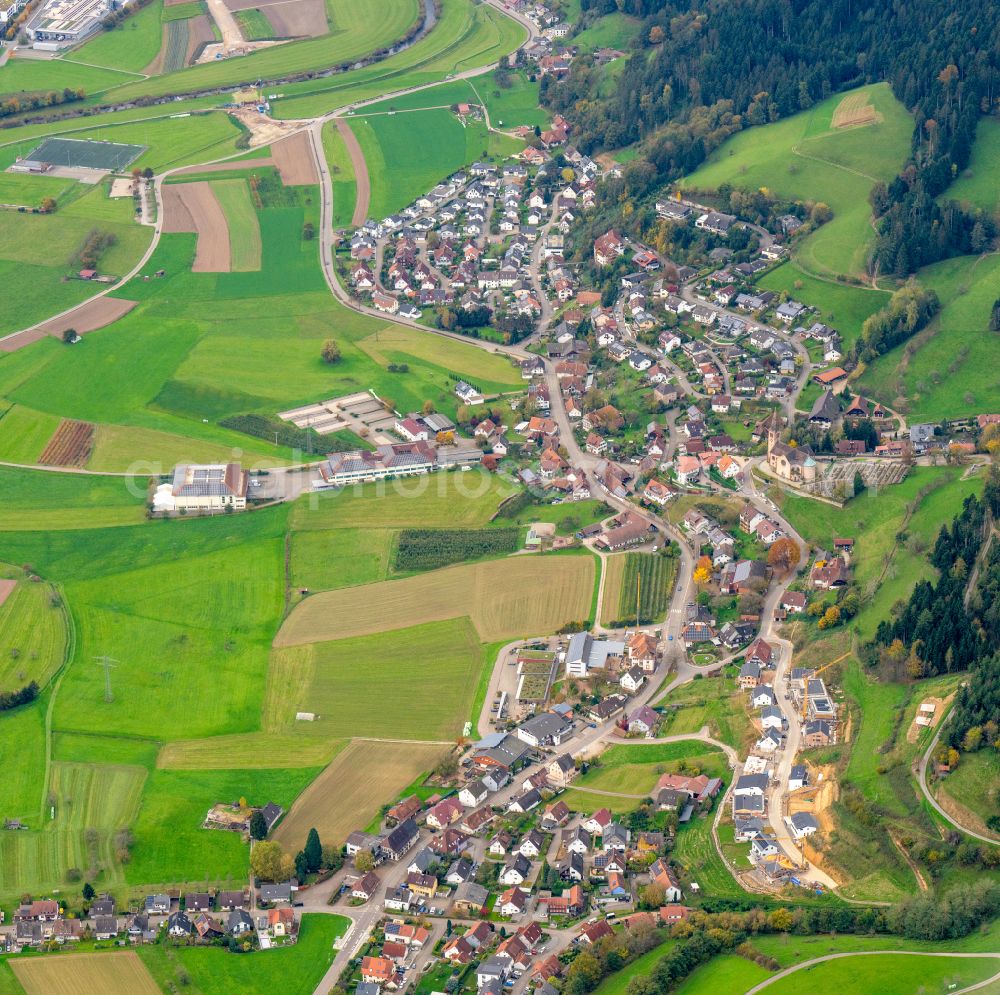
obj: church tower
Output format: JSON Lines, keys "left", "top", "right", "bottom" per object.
{"left": 767, "top": 410, "right": 781, "bottom": 456}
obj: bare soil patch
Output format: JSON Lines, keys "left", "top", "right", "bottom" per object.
{"left": 0, "top": 579, "right": 15, "bottom": 609}
{"left": 0, "top": 296, "right": 139, "bottom": 353}
{"left": 185, "top": 14, "right": 216, "bottom": 65}
{"left": 161, "top": 181, "right": 231, "bottom": 272}
{"left": 272, "top": 130, "right": 320, "bottom": 184}
{"left": 832, "top": 91, "right": 881, "bottom": 129}
{"left": 789, "top": 763, "right": 838, "bottom": 834}
{"left": 264, "top": 0, "right": 328, "bottom": 38}
{"left": 39, "top": 419, "right": 96, "bottom": 467}
{"left": 337, "top": 117, "right": 369, "bottom": 225}
{"left": 230, "top": 105, "right": 301, "bottom": 147}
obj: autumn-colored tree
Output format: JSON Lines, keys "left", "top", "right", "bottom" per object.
{"left": 817, "top": 605, "right": 841, "bottom": 630}
{"left": 321, "top": 339, "right": 341, "bottom": 364}
{"left": 648, "top": 24, "right": 664, "bottom": 43}
{"left": 693, "top": 555, "right": 713, "bottom": 586}
{"left": 422, "top": 399, "right": 434, "bottom": 415}
{"left": 769, "top": 907, "right": 793, "bottom": 931}
{"left": 249, "top": 841, "right": 294, "bottom": 882}
{"left": 767, "top": 537, "right": 800, "bottom": 573}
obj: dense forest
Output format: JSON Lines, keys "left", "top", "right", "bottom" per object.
{"left": 870, "top": 469, "right": 1000, "bottom": 678}
{"left": 545, "top": 0, "right": 1000, "bottom": 274}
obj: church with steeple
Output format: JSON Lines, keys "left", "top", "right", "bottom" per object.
{"left": 766, "top": 411, "right": 817, "bottom": 484}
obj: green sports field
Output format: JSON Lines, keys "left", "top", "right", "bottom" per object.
{"left": 683, "top": 83, "right": 912, "bottom": 280}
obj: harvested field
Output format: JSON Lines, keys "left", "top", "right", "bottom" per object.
{"left": 0, "top": 578, "right": 14, "bottom": 608}
{"left": 276, "top": 555, "right": 595, "bottom": 645}
{"left": 0, "top": 296, "right": 139, "bottom": 353}
{"left": 272, "top": 131, "right": 320, "bottom": 185}
{"left": 185, "top": 14, "right": 216, "bottom": 66}
{"left": 832, "top": 90, "right": 881, "bottom": 129}
{"left": 272, "top": 739, "right": 447, "bottom": 849}
{"left": 337, "top": 117, "right": 369, "bottom": 225}
{"left": 160, "top": 181, "right": 231, "bottom": 272}
{"left": 39, "top": 419, "right": 96, "bottom": 467}
{"left": 12, "top": 951, "right": 161, "bottom": 995}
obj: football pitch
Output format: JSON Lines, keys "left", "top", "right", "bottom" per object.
{"left": 24, "top": 137, "right": 146, "bottom": 171}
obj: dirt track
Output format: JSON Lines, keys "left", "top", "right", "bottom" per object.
{"left": 0, "top": 579, "right": 15, "bottom": 608}
{"left": 273, "top": 131, "right": 321, "bottom": 184}
{"left": 161, "top": 182, "right": 231, "bottom": 272}
{"left": 336, "top": 117, "right": 369, "bottom": 225}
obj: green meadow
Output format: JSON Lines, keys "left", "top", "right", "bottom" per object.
{"left": 70, "top": 0, "right": 166, "bottom": 73}
{"left": 943, "top": 116, "right": 1000, "bottom": 215}
{"left": 757, "top": 261, "right": 889, "bottom": 349}
{"left": 321, "top": 120, "right": 358, "bottom": 228}
{"left": 139, "top": 913, "right": 350, "bottom": 993}
{"left": 778, "top": 465, "right": 980, "bottom": 638}
{"left": 0, "top": 182, "right": 151, "bottom": 336}
{"left": 349, "top": 107, "right": 522, "bottom": 218}
{"left": 683, "top": 83, "right": 912, "bottom": 280}
{"left": 856, "top": 253, "right": 1000, "bottom": 421}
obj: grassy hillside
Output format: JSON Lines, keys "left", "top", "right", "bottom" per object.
{"left": 683, "top": 83, "right": 912, "bottom": 280}
{"left": 855, "top": 253, "right": 1000, "bottom": 421}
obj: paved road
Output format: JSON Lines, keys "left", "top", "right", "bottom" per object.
{"left": 745, "top": 950, "right": 1000, "bottom": 995}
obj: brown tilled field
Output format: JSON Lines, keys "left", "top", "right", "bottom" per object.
{"left": 224, "top": 0, "right": 328, "bottom": 36}
{"left": 0, "top": 579, "right": 15, "bottom": 609}
{"left": 12, "top": 952, "right": 161, "bottom": 995}
{"left": 161, "top": 181, "right": 231, "bottom": 271}
{"left": 39, "top": 419, "right": 96, "bottom": 467}
{"left": 275, "top": 555, "right": 595, "bottom": 646}
{"left": 831, "top": 91, "right": 879, "bottom": 129}
{"left": 0, "top": 296, "right": 139, "bottom": 354}
{"left": 185, "top": 14, "right": 216, "bottom": 65}
{"left": 273, "top": 739, "right": 448, "bottom": 849}
{"left": 272, "top": 131, "right": 320, "bottom": 184}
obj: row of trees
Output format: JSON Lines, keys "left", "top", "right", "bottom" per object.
{"left": 1, "top": 86, "right": 85, "bottom": 121}
{"left": 0, "top": 680, "right": 39, "bottom": 712}
{"left": 852, "top": 280, "right": 940, "bottom": 363}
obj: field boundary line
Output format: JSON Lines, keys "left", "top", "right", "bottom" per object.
{"left": 41, "top": 581, "right": 75, "bottom": 820}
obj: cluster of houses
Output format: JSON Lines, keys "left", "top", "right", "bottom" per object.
{"left": 1, "top": 889, "right": 299, "bottom": 953}
{"left": 347, "top": 146, "right": 602, "bottom": 331}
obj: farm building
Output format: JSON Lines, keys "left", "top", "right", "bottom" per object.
{"left": 154, "top": 463, "right": 249, "bottom": 513}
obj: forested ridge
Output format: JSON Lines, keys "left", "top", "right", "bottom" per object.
{"left": 546, "top": 0, "right": 1000, "bottom": 274}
